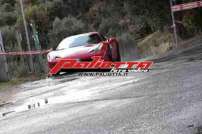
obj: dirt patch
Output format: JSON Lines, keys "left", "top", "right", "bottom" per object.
{"left": 137, "top": 31, "right": 174, "bottom": 57}
{"left": 0, "top": 76, "right": 44, "bottom": 105}
{"left": 0, "top": 85, "right": 20, "bottom": 106}
{"left": 137, "top": 31, "right": 202, "bottom": 61}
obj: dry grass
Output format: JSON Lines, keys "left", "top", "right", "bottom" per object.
{"left": 137, "top": 31, "right": 174, "bottom": 57}
{"left": 0, "top": 75, "right": 45, "bottom": 91}
{"left": 0, "top": 79, "right": 22, "bottom": 91}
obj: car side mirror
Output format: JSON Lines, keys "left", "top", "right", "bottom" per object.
{"left": 53, "top": 46, "right": 57, "bottom": 50}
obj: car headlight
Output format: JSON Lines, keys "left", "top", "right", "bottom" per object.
{"left": 47, "top": 53, "right": 58, "bottom": 62}
{"left": 47, "top": 54, "right": 51, "bottom": 62}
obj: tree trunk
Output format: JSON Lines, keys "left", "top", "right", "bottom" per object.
{"left": 0, "top": 31, "right": 9, "bottom": 82}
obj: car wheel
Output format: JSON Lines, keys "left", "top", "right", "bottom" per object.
{"left": 106, "top": 45, "right": 112, "bottom": 61}
{"left": 51, "top": 71, "right": 61, "bottom": 77}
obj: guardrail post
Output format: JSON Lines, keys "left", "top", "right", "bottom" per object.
{"left": 170, "top": 0, "right": 178, "bottom": 48}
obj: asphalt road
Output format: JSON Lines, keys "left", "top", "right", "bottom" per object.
{"left": 0, "top": 44, "right": 202, "bottom": 134}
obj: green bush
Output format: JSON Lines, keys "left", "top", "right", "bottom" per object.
{"left": 0, "top": 26, "right": 16, "bottom": 51}
{"left": 49, "top": 16, "right": 86, "bottom": 49}
{"left": 0, "top": 3, "right": 17, "bottom": 27}
{"left": 0, "top": 26, "right": 29, "bottom": 78}
{"left": 183, "top": 13, "right": 197, "bottom": 34}
{"left": 25, "top": 5, "right": 49, "bottom": 32}
{"left": 98, "top": 18, "right": 123, "bottom": 36}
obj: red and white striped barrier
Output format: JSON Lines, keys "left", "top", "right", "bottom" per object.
{"left": 171, "top": 1, "right": 202, "bottom": 12}
{"left": 0, "top": 49, "right": 52, "bottom": 56}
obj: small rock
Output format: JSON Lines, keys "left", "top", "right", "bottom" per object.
{"left": 28, "top": 105, "right": 31, "bottom": 109}
{"left": 188, "top": 124, "right": 194, "bottom": 128}
{"left": 45, "top": 99, "right": 48, "bottom": 104}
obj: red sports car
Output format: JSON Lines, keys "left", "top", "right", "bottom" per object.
{"left": 47, "top": 32, "right": 121, "bottom": 70}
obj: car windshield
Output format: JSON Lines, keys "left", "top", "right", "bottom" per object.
{"left": 57, "top": 34, "right": 102, "bottom": 50}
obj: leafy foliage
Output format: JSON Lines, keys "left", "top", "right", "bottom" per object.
{"left": 49, "top": 16, "right": 86, "bottom": 48}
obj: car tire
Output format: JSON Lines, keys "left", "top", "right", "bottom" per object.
{"left": 106, "top": 45, "right": 112, "bottom": 61}
{"left": 51, "top": 71, "right": 61, "bottom": 77}
{"left": 115, "top": 44, "right": 121, "bottom": 61}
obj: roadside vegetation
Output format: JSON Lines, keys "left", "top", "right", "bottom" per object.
{"left": 0, "top": 0, "right": 202, "bottom": 80}
{"left": 0, "top": 79, "right": 23, "bottom": 91}
{"left": 0, "top": 75, "right": 45, "bottom": 91}
{"left": 137, "top": 30, "right": 173, "bottom": 57}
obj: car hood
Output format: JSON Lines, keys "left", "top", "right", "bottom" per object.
{"left": 47, "top": 44, "right": 99, "bottom": 62}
